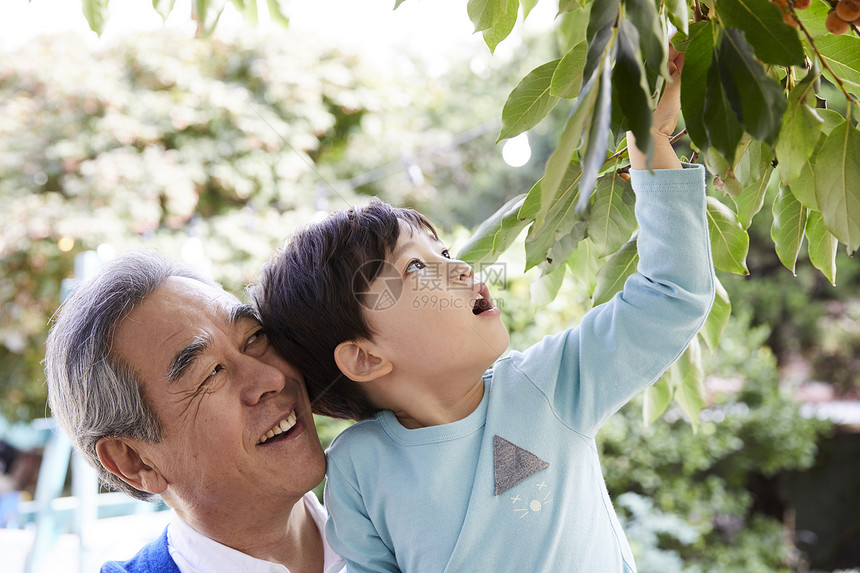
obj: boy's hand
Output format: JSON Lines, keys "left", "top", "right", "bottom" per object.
{"left": 628, "top": 46, "right": 685, "bottom": 170}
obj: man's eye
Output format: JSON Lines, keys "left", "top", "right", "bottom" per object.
{"left": 246, "top": 330, "right": 268, "bottom": 354}
{"left": 405, "top": 259, "right": 425, "bottom": 274}
{"left": 207, "top": 364, "right": 224, "bottom": 380}
{"left": 441, "top": 249, "right": 451, "bottom": 259}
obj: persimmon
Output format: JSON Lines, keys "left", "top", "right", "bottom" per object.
{"left": 836, "top": 0, "right": 860, "bottom": 21}
{"left": 826, "top": 9, "right": 851, "bottom": 33}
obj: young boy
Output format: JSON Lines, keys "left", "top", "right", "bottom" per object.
{"left": 255, "top": 50, "right": 715, "bottom": 572}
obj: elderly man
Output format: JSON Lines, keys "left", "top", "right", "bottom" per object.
{"left": 45, "top": 250, "right": 344, "bottom": 573}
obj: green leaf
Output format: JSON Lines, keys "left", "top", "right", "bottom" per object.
{"left": 672, "top": 336, "right": 706, "bottom": 431}
{"left": 704, "top": 54, "right": 744, "bottom": 164}
{"left": 586, "top": 0, "right": 621, "bottom": 43}
{"left": 234, "top": 0, "right": 258, "bottom": 26}
{"left": 776, "top": 68, "right": 824, "bottom": 185}
{"left": 644, "top": 377, "right": 672, "bottom": 425}
{"left": 593, "top": 235, "right": 638, "bottom": 306}
{"left": 805, "top": 209, "right": 838, "bottom": 285}
{"left": 613, "top": 20, "right": 654, "bottom": 163}
{"left": 813, "top": 35, "right": 860, "bottom": 99}
{"left": 791, "top": 122, "right": 831, "bottom": 211}
{"left": 792, "top": 155, "right": 819, "bottom": 211}
{"left": 498, "top": 60, "right": 561, "bottom": 142}
{"left": 707, "top": 197, "right": 750, "bottom": 275}
{"left": 567, "top": 237, "right": 601, "bottom": 297}
{"left": 771, "top": 184, "right": 807, "bottom": 274}
{"left": 733, "top": 163, "right": 774, "bottom": 229}
{"left": 801, "top": 0, "right": 834, "bottom": 38}
{"left": 266, "top": 0, "right": 291, "bottom": 27}
{"left": 195, "top": 0, "right": 228, "bottom": 35}
{"left": 540, "top": 69, "right": 600, "bottom": 218}
{"left": 531, "top": 265, "right": 567, "bottom": 306}
{"left": 817, "top": 109, "right": 847, "bottom": 135}
{"left": 735, "top": 140, "right": 772, "bottom": 188}
{"left": 458, "top": 194, "right": 529, "bottom": 266}
{"left": 577, "top": 47, "right": 614, "bottom": 212}
{"left": 681, "top": 21, "right": 718, "bottom": 152}
{"left": 558, "top": 0, "right": 581, "bottom": 13}
{"left": 715, "top": 0, "right": 805, "bottom": 66}
{"left": 551, "top": 41, "right": 588, "bottom": 98}
{"left": 152, "top": 0, "right": 177, "bottom": 20}
{"left": 716, "top": 28, "right": 788, "bottom": 146}
{"left": 671, "top": 21, "right": 708, "bottom": 52}
{"left": 625, "top": 0, "right": 667, "bottom": 75}
{"left": 468, "top": 0, "right": 508, "bottom": 32}
{"left": 588, "top": 173, "right": 637, "bottom": 256}
{"left": 483, "top": 0, "right": 519, "bottom": 53}
{"left": 522, "top": 0, "right": 539, "bottom": 20}
{"left": 700, "top": 276, "right": 731, "bottom": 351}
{"left": 664, "top": 0, "right": 689, "bottom": 35}
{"left": 394, "top": 0, "right": 407, "bottom": 7}
{"left": 82, "top": 0, "right": 110, "bottom": 35}
{"left": 524, "top": 164, "right": 585, "bottom": 269}
{"left": 583, "top": 0, "right": 620, "bottom": 81}
{"left": 519, "top": 177, "right": 544, "bottom": 220}
{"left": 556, "top": 4, "right": 591, "bottom": 52}
{"left": 814, "top": 119, "right": 860, "bottom": 254}
{"left": 544, "top": 223, "right": 588, "bottom": 273}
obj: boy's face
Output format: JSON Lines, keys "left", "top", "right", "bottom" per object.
{"left": 361, "top": 223, "right": 510, "bottom": 390}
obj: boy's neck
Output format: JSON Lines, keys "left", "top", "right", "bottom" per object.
{"left": 388, "top": 377, "right": 486, "bottom": 429}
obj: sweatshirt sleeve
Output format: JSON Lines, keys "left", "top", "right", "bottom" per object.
{"left": 508, "top": 163, "right": 715, "bottom": 437}
{"left": 324, "top": 448, "right": 402, "bottom": 573}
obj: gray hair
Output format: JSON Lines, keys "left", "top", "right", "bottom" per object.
{"left": 45, "top": 250, "right": 216, "bottom": 501}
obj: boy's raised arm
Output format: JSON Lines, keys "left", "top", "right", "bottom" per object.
{"left": 627, "top": 46, "right": 685, "bottom": 171}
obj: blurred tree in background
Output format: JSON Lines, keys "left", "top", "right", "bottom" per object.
{"left": 2, "top": 2, "right": 859, "bottom": 568}
{"left": 0, "top": 25, "right": 555, "bottom": 422}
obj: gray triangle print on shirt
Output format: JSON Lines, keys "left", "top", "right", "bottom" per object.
{"left": 493, "top": 435, "right": 550, "bottom": 495}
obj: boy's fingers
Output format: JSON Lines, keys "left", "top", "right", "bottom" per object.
{"left": 668, "top": 50, "right": 685, "bottom": 79}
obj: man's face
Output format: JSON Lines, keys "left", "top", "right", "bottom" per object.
{"left": 111, "top": 276, "right": 325, "bottom": 522}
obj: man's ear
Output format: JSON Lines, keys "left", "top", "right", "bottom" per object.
{"left": 334, "top": 340, "right": 393, "bottom": 382}
{"left": 96, "top": 437, "right": 168, "bottom": 496}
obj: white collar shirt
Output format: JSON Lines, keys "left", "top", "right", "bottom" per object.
{"left": 166, "top": 491, "right": 344, "bottom": 573}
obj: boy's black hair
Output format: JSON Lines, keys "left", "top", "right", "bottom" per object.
{"left": 253, "top": 198, "right": 439, "bottom": 421}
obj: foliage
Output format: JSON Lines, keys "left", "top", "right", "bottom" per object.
{"left": 0, "top": 23, "right": 556, "bottom": 422}
{"left": 717, "top": 175, "right": 860, "bottom": 397}
{"left": 597, "top": 312, "right": 832, "bottom": 571}
{"left": 454, "top": 0, "right": 860, "bottom": 426}
{"left": 0, "top": 29, "right": 388, "bottom": 421}
{"left": 69, "top": 0, "right": 860, "bottom": 428}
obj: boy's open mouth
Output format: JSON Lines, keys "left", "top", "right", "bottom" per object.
{"left": 472, "top": 283, "right": 494, "bottom": 315}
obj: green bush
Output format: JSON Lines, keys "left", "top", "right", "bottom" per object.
{"left": 598, "top": 313, "right": 832, "bottom": 572}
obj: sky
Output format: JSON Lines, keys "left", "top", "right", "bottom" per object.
{"left": 0, "top": 0, "right": 550, "bottom": 57}
{"left": 0, "top": 0, "right": 562, "bottom": 72}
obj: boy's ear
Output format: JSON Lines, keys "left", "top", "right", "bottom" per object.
{"left": 96, "top": 437, "right": 168, "bottom": 496}
{"left": 334, "top": 340, "right": 393, "bottom": 382}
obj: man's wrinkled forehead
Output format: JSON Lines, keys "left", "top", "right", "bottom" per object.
{"left": 167, "top": 276, "right": 260, "bottom": 329}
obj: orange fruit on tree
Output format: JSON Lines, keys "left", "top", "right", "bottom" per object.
{"left": 826, "top": 9, "right": 851, "bottom": 33}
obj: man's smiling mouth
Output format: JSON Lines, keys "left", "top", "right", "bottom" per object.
{"left": 257, "top": 411, "right": 297, "bottom": 444}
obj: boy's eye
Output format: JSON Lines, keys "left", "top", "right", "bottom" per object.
{"left": 405, "top": 259, "right": 425, "bottom": 274}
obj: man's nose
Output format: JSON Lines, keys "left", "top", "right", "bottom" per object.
{"left": 240, "top": 356, "right": 287, "bottom": 405}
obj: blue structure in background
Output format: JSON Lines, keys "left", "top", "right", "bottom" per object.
{"left": 0, "top": 251, "right": 167, "bottom": 573}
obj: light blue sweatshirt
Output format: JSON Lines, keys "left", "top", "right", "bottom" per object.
{"left": 324, "top": 164, "right": 716, "bottom": 573}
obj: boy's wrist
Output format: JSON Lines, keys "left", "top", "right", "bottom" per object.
{"left": 627, "top": 130, "right": 682, "bottom": 171}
